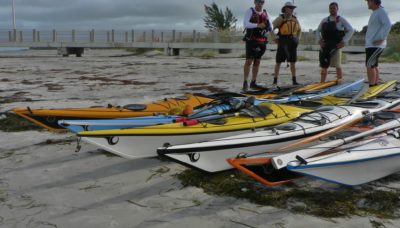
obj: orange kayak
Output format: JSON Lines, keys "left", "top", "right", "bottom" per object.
{"left": 12, "top": 93, "right": 214, "bottom": 132}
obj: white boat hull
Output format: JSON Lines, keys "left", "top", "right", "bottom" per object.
{"left": 80, "top": 129, "right": 253, "bottom": 159}
{"left": 287, "top": 134, "right": 400, "bottom": 185}
{"left": 158, "top": 99, "right": 399, "bottom": 172}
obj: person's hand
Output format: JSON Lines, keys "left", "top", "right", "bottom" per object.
{"left": 319, "top": 39, "right": 325, "bottom": 48}
{"left": 337, "top": 41, "right": 345, "bottom": 49}
{"left": 258, "top": 23, "right": 266, "bottom": 29}
{"left": 373, "top": 40, "right": 384, "bottom": 46}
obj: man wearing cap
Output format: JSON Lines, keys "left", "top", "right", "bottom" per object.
{"left": 242, "top": 0, "right": 272, "bottom": 92}
{"left": 365, "top": 0, "right": 391, "bottom": 87}
{"left": 272, "top": 2, "right": 301, "bottom": 86}
{"left": 317, "top": 2, "right": 354, "bottom": 83}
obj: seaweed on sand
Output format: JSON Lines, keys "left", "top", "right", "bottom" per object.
{"left": 176, "top": 169, "right": 400, "bottom": 219}
{"left": 0, "top": 113, "right": 42, "bottom": 132}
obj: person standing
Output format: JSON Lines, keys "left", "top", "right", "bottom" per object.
{"left": 365, "top": 0, "right": 391, "bottom": 86}
{"left": 272, "top": 2, "right": 301, "bottom": 86}
{"left": 317, "top": 2, "right": 354, "bottom": 83}
{"left": 242, "top": 0, "right": 272, "bottom": 92}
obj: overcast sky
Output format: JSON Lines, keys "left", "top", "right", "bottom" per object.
{"left": 0, "top": 0, "right": 399, "bottom": 32}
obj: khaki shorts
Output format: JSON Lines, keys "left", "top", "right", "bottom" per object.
{"left": 329, "top": 49, "right": 342, "bottom": 68}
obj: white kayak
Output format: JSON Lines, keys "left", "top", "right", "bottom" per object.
{"left": 287, "top": 131, "right": 400, "bottom": 186}
{"left": 157, "top": 97, "right": 400, "bottom": 173}
{"left": 76, "top": 103, "right": 312, "bottom": 159}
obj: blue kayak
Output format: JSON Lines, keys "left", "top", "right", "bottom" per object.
{"left": 257, "top": 79, "right": 365, "bottom": 104}
{"left": 59, "top": 79, "right": 365, "bottom": 133}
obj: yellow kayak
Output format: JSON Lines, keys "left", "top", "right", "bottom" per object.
{"left": 316, "top": 80, "right": 397, "bottom": 105}
{"left": 77, "top": 103, "right": 312, "bottom": 159}
{"left": 246, "top": 80, "right": 338, "bottom": 99}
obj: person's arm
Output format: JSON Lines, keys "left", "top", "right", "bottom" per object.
{"left": 296, "top": 19, "right": 302, "bottom": 40}
{"left": 340, "top": 17, "right": 355, "bottom": 44}
{"left": 373, "top": 8, "right": 392, "bottom": 45}
{"left": 316, "top": 19, "right": 324, "bottom": 41}
{"left": 271, "top": 16, "right": 282, "bottom": 42}
{"left": 316, "top": 19, "right": 325, "bottom": 47}
{"left": 272, "top": 16, "right": 282, "bottom": 30}
{"left": 243, "top": 8, "right": 258, "bottom": 29}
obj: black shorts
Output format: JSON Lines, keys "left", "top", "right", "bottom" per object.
{"left": 245, "top": 40, "right": 266, "bottom": 60}
{"left": 319, "top": 41, "right": 338, "bottom": 68}
{"left": 365, "top": 47, "right": 384, "bottom": 68}
{"left": 276, "top": 37, "right": 298, "bottom": 63}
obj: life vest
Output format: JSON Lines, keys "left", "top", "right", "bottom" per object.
{"left": 244, "top": 7, "right": 271, "bottom": 42}
{"left": 321, "top": 16, "right": 344, "bottom": 44}
{"left": 278, "top": 14, "right": 300, "bottom": 37}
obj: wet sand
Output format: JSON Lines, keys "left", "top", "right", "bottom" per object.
{"left": 0, "top": 48, "right": 399, "bottom": 227}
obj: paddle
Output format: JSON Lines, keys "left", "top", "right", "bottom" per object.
{"left": 278, "top": 115, "right": 365, "bottom": 152}
{"left": 346, "top": 83, "right": 369, "bottom": 104}
{"left": 271, "top": 117, "right": 400, "bottom": 170}
{"left": 184, "top": 96, "right": 255, "bottom": 121}
{"left": 183, "top": 104, "right": 272, "bottom": 126}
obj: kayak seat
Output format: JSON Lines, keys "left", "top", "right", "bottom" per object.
{"left": 292, "top": 90, "right": 323, "bottom": 95}
{"left": 274, "top": 123, "right": 297, "bottom": 131}
{"left": 334, "top": 92, "right": 356, "bottom": 98}
{"left": 314, "top": 106, "right": 335, "bottom": 112}
{"left": 377, "top": 91, "right": 400, "bottom": 99}
{"left": 326, "top": 130, "right": 360, "bottom": 140}
{"left": 350, "top": 102, "right": 380, "bottom": 109}
{"left": 123, "top": 104, "right": 147, "bottom": 111}
{"left": 287, "top": 100, "right": 323, "bottom": 108}
{"left": 374, "top": 111, "right": 398, "bottom": 120}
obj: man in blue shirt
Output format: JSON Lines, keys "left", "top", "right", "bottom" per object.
{"left": 365, "top": 0, "right": 392, "bottom": 87}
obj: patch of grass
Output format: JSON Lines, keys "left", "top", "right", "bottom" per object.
{"left": 0, "top": 113, "right": 42, "bottom": 132}
{"left": 342, "top": 53, "right": 347, "bottom": 63}
{"left": 239, "top": 53, "right": 246, "bottom": 58}
{"left": 199, "top": 51, "right": 216, "bottom": 59}
{"left": 185, "top": 49, "right": 217, "bottom": 59}
{"left": 125, "top": 48, "right": 164, "bottom": 55}
{"left": 176, "top": 169, "right": 400, "bottom": 219}
{"left": 303, "top": 45, "right": 314, "bottom": 51}
{"left": 381, "top": 45, "right": 400, "bottom": 62}
{"left": 297, "top": 55, "right": 309, "bottom": 61}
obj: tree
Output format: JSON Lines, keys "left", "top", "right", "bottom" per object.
{"left": 203, "top": 2, "right": 237, "bottom": 31}
{"left": 391, "top": 21, "right": 400, "bottom": 34}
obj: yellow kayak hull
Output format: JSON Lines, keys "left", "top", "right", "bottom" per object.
{"left": 78, "top": 103, "right": 312, "bottom": 136}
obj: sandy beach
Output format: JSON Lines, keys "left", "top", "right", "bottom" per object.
{"left": 1, "top": 48, "right": 400, "bottom": 228}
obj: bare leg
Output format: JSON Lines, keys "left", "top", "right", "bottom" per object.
{"left": 243, "top": 59, "right": 253, "bottom": 81}
{"left": 289, "top": 62, "right": 296, "bottom": 77}
{"left": 274, "top": 63, "right": 281, "bottom": 81}
{"left": 374, "top": 67, "right": 380, "bottom": 84}
{"left": 252, "top": 59, "right": 261, "bottom": 81}
{"left": 336, "top": 67, "right": 343, "bottom": 83}
{"left": 320, "top": 68, "right": 328, "bottom": 82}
{"left": 366, "top": 67, "right": 376, "bottom": 85}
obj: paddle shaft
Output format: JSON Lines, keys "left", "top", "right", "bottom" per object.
{"left": 278, "top": 115, "right": 364, "bottom": 151}
{"left": 272, "top": 117, "right": 400, "bottom": 170}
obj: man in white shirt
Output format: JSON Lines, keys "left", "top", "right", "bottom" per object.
{"left": 317, "top": 2, "right": 354, "bottom": 83}
{"left": 365, "top": 0, "right": 392, "bottom": 86}
{"left": 242, "top": 0, "right": 272, "bottom": 92}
